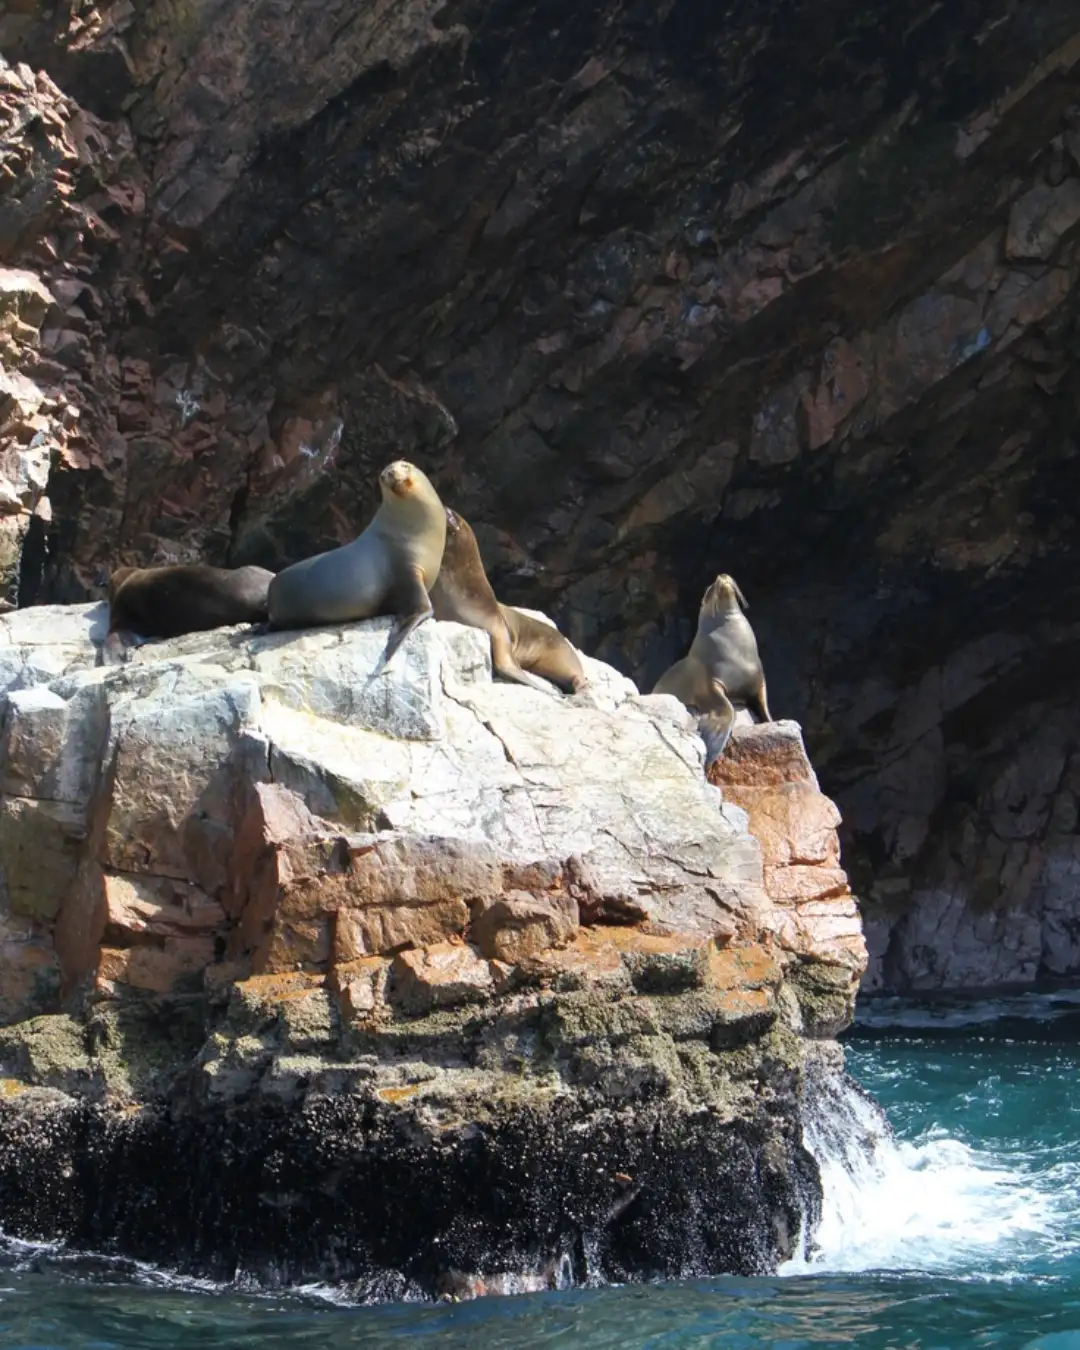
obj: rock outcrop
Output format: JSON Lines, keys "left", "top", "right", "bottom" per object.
{"left": 0, "top": 607, "right": 862, "bottom": 1293}
{"left": 1, "top": 2, "right": 1079, "bottom": 991}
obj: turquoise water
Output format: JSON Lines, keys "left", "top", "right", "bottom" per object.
{"left": 4, "top": 992, "right": 1080, "bottom": 1349}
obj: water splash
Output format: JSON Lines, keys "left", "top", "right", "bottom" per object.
{"left": 785, "top": 1067, "right": 1079, "bottom": 1278}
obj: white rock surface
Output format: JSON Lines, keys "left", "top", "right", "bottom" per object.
{"left": 0, "top": 605, "right": 783, "bottom": 998}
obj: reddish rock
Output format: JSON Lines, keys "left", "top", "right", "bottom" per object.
{"left": 333, "top": 898, "right": 469, "bottom": 960}
{"left": 103, "top": 873, "right": 225, "bottom": 940}
{"left": 226, "top": 783, "right": 323, "bottom": 917}
{"left": 709, "top": 723, "right": 820, "bottom": 792}
{"left": 97, "top": 937, "right": 216, "bottom": 995}
{"left": 391, "top": 943, "right": 494, "bottom": 1014}
{"left": 330, "top": 956, "right": 391, "bottom": 1023}
{"left": 233, "top": 970, "right": 326, "bottom": 1011}
{"left": 470, "top": 892, "right": 578, "bottom": 964}
{"left": 519, "top": 926, "right": 743, "bottom": 994}
{"left": 712, "top": 723, "right": 865, "bottom": 977}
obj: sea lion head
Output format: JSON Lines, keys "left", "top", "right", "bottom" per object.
{"left": 701, "top": 573, "right": 749, "bottom": 615}
{"left": 380, "top": 460, "right": 420, "bottom": 500}
{"left": 375, "top": 461, "right": 446, "bottom": 580}
{"left": 440, "top": 506, "right": 478, "bottom": 566}
{"left": 378, "top": 461, "right": 443, "bottom": 526}
{"left": 107, "top": 566, "right": 137, "bottom": 601}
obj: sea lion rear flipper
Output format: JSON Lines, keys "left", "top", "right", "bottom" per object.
{"left": 490, "top": 619, "right": 561, "bottom": 696}
{"left": 371, "top": 567, "right": 434, "bottom": 678}
{"left": 698, "top": 682, "right": 736, "bottom": 768}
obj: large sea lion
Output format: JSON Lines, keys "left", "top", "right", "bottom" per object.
{"left": 652, "top": 573, "right": 772, "bottom": 766}
{"left": 267, "top": 459, "right": 446, "bottom": 675}
{"left": 430, "top": 508, "right": 588, "bottom": 695}
{"left": 107, "top": 563, "right": 275, "bottom": 639}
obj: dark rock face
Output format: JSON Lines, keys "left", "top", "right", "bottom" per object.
{"left": 2, "top": 1, "right": 1080, "bottom": 987}
{"left": 0, "top": 1081, "right": 818, "bottom": 1294}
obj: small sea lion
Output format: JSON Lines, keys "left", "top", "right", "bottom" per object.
{"left": 267, "top": 459, "right": 446, "bottom": 676}
{"left": 430, "top": 507, "right": 589, "bottom": 694}
{"left": 107, "top": 563, "right": 275, "bottom": 639}
{"left": 652, "top": 573, "right": 772, "bottom": 766}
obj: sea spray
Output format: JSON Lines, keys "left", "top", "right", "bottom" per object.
{"left": 786, "top": 1051, "right": 1077, "bottom": 1278}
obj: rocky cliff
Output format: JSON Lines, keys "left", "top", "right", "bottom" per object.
{"left": 0, "top": 2, "right": 1078, "bottom": 992}
{"left": 0, "top": 607, "right": 862, "bottom": 1293}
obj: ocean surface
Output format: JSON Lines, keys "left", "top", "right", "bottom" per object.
{"left": 4, "top": 990, "right": 1080, "bottom": 1349}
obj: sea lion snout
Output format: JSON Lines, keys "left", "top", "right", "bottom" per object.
{"left": 445, "top": 508, "right": 461, "bottom": 532}
{"left": 704, "top": 573, "right": 748, "bottom": 612}
{"left": 381, "top": 459, "right": 417, "bottom": 497}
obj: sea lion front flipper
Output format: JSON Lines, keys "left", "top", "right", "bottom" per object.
{"left": 748, "top": 679, "right": 772, "bottom": 724}
{"left": 698, "top": 681, "right": 736, "bottom": 768}
{"left": 371, "top": 567, "right": 434, "bottom": 678}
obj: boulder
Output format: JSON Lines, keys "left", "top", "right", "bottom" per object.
{"left": 0, "top": 605, "right": 864, "bottom": 1295}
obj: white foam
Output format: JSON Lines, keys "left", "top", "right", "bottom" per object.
{"left": 783, "top": 1071, "right": 1080, "bottom": 1278}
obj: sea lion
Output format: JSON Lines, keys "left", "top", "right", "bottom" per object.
{"left": 267, "top": 459, "right": 446, "bottom": 676}
{"left": 652, "top": 573, "right": 772, "bottom": 766}
{"left": 107, "top": 563, "right": 275, "bottom": 639}
{"left": 430, "top": 507, "right": 589, "bottom": 695}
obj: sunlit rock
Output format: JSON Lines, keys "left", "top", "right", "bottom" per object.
{"left": 0, "top": 605, "right": 861, "bottom": 1293}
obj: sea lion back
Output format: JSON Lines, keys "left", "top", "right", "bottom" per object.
{"left": 501, "top": 605, "right": 589, "bottom": 694}
{"left": 267, "top": 533, "right": 390, "bottom": 628}
{"left": 108, "top": 563, "right": 274, "bottom": 639}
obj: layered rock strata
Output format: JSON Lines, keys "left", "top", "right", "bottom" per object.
{"left": 2, "top": 5, "right": 1080, "bottom": 991}
{"left": 0, "top": 608, "right": 862, "bottom": 1294}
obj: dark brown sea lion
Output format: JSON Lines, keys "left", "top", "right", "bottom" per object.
{"left": 652, "top": 573, "right": 772, "bottom": 766}
{"left": 430, "top": 508, "right": 589, "bottom": 694}
{"left": 107, "top": 563, "right": 275, "bottom": 639}
{"left": 267, "top": 459, "right": 447, "bottom": 676}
